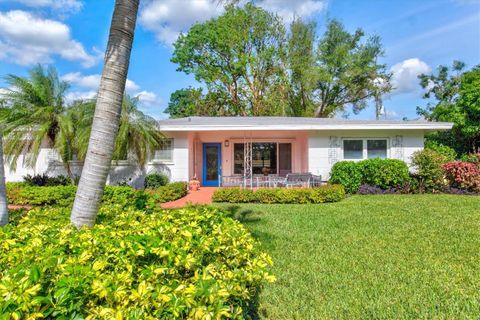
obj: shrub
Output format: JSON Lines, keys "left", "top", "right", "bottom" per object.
{"left": 212, "top": 185, "right": 345, "bottom": 204}
{"left": 442, "top": 161, "right": 480, "bottom": 192}
{"left": 358, "top": 158, "right": 410, "bottom": 190}
{"left": 0, "top": 205, "right": 274, "bottom": 319}
{"left": 212, "top": 187, "right": 255, "bottom": 203}
{"left": 144, "top": 173, "right": 169, "bottom": 188}
{"left": 460, "top": 152, "right": 480, "bottom": 164}
{"left": 424, "top": 141, "right": 457, "bottom": 161}
{"left": 411, "top": 149, "right": 450, "bottom": 192}
{"left": 6, "top": 182, "right": 188, "bottom": 208}
{"left": 329, "top": 161, "right": 362, "bottom": 193}
{"left": 23, "top": 174, "right": 70, "bottom": 186}
{"left": 329, "top": 159, "right": 409, "bottom": 193}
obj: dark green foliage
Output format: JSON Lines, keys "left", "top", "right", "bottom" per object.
{"left": 424, "top": 141, "right": 457, "bottom": 160}
{"left": 329, "top": 161, "right": 362, "bottom": 193}
{"left": 164, "top": 87, "right": 206, "bottom": 118}
{"left": 357, "top": 159, "right": 410, "bottom": 190}
{"left": 23, "top": 174, "right": 71, "bottom": 187}
{"left": 411, "top": 149, "right": 450, "bottom": 192}
{"left": 212, "top": 185, "right": 345, "bottom": 204}
{"left": 418, "top": 62, "right": 480, "bottom": 155}
{"left": 144, "top": 172, "right": 169, "bottom": 188}
{"left": 329, "top": 159, "right": 410, "bottom": 193}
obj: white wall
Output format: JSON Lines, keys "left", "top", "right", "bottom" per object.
{"left": 308, "top": 130, "right": 424, "bottom": 180}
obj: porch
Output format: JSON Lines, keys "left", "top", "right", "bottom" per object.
{"left": 187, "top": 130, "right": 311, "bottom": 187}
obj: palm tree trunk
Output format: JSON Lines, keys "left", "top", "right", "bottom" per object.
{"left": 0, "top": 132, "right": 8, "bottom": 226}
{"left": 70, "top": 0, "right": 139, "bottom": 228}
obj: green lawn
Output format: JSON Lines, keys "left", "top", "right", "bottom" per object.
{"left": 216, "top": 195, "right": 480, "bottom": 319}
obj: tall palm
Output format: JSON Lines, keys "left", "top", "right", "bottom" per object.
{"left": 0, "top": 130, "right": 7, "bottom": 226}
{"left": 70, "top": 0, "right": 140, "bottom": 228}
{"left": 0, "top": 65, "right": 78, "bottom": 182}
{"left": 113, "top": 95, "right": 163, "bottom": 166}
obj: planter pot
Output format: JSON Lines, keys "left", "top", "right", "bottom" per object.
{"left": 189, "top": 179, "right": 200, "bottom": 191}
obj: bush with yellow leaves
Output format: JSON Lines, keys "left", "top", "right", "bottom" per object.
{"left": 0, "top": 205, "right": 274, "bottom": 319}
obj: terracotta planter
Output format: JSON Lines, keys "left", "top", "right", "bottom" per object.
{"left": 189, "top": 178, "right": 200, "bottom": 191}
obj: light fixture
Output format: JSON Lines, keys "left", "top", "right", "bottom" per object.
{"left": 224, "top": 140, "right": 230, "bottom": 147}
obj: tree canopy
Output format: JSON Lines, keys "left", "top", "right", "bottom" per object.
{"left": 417, "top": 62, "right": 480, "bottom": 155}
{"left": 169, "top": 5, "right": 390, "bottom": 118}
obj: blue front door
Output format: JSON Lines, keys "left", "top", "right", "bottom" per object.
{"left": 202, "top": 143, "right": 222, "bottom": 186}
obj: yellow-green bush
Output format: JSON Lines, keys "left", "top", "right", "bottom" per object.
{"left": 5, "top": 182, "right": 188, "bottom": 209}
{"left": 212, "top": 185, "right": 345, "bottom": 204}
{"left": 0, "top": 205, "right": 274, "bottom": 319}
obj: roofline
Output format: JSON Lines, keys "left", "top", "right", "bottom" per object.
{"left": 158, "top": 122, "right": 453, "bottom": 132}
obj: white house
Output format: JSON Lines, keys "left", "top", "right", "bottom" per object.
{"left": 4, "top": 117, "right": 453, "bottom": 187}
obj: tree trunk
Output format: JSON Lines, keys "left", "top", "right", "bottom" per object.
{"left": 0, "top": 132, "right": 8, "bottom": 226}
{"left": 70, "top": 0, "right": 139, "bottom": 228}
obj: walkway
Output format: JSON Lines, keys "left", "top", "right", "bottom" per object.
{"left": 160, "top": 187, "right": 217, "bottom": 209}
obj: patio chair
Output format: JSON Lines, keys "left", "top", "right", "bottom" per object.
{"left": 284, "top": 173, "right": 312, "bottom": 188}
{"left": 221, "top": 176, "right": 244, "bottom": 187}
{"left": 310, "top": 174, "right": 323, "bottom": 187}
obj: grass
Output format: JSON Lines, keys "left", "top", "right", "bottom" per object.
{"left": 216, "top": 195, "right": 480, "bottom": 319}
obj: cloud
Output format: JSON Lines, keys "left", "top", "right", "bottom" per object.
{"left": 6, "top": 0, "right": 83, "bottom": 14}
{"left": 390, "top": 58, "right": 431, "bottom": 94}
{"left": 139, "top": 0, "right": 223, "bottom": 45}
{"left": 62, "top": 72, "right": 140, "bottom": 93}
{"left": 258, "top": 0, "right": 326, "bottom": 24}
{"left": 139, "top": 0, "right": 327, "bottom": 45}
{"left": 135, "top": 90, "right": 158, "bottom": 106}
{"left": 62, "top": 72, "right": 158, "bottom": 106}
{"left": 0, "top": 10, "right": 98, "bottom": 67}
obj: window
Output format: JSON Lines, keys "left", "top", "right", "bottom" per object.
{"left": 343, "top": 138, "right": 388, "bottom": 160}
{"left": 154, "top": 138, "right": 173, "bottom": 162}
{"left": 343, "top": 140, "right": 363, "bottom": 159}
{"left": 367, "top": 140, "right": 387, "bottom": 159}
{"left": 233, "top": 142, "right": 291, "bottom": 175}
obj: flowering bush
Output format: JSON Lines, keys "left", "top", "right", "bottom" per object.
{"left": 411, "top": 149, "right": 450, "bottom": 192}
{"left": 0, "top": 206, "right": 274, "bottom": 319}
{"left": 442, "top": 161, "right": 480, "bottom": 192}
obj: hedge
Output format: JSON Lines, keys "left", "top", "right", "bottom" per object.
{"left": 212, "top": 185, "right": 345, "bottom": 204}
{"left": 6, "top": 182, "right": 188, "bottom": 209}
{"left": 0, "top": 205, "right": 274, "bottom": 319}
{"left": 329, "top": 159, "right": 410, "bottom": 193}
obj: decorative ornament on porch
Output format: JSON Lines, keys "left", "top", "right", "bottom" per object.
{"left": 189, "top": 174, "right": 200, "bottom": 191}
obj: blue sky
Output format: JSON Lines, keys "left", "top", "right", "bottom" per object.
{"left": 0, "top": 0, "right": 478, "bottom": 120}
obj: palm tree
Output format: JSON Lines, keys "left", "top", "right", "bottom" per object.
{"left": 113, "top": 95, "right": 163, "bottom": 166}
{"left": 0, "top": 131, "right": 8, "bottom": 226}
{"left": 70, "top": 0, "right": 140, "bottom": 228}
{"left": 0, "top": 65, "right": 80, "bottom": 183}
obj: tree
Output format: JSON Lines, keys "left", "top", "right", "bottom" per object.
{"left": 164, "top": 87, "right": 205, "bottom": 118}
{"left": 417, "top": 62, "right": 480, "bottom": 154}
{"left": 113, "top": 95, "right": 163, "bottom": 166}
{"left": 172, "top": 4, "right": 289, "bottom": 116}
{"left": 313, "top": 20, "right": 391, "bottom": 117}
{"left": 70, "top": 0, "right": 139, "bottom": 228}
{"left": 0, "top": 131, "right": 7, "bottom": 226}
{"left": 0, "top": 65, "right": 80, "bottom": 183}
{"left": 287, "top": 19, "right": 317, "bottom": 116}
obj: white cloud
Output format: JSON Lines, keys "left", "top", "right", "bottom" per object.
{"left": 62, "top": 72, "right": 158, "bottom": 106}
{"left": 139, "top": 0, "right": 223, "bottom": 45}
{"left": 62, "top": 72, "right": 140, "bottom": 93}
{"left": 0, "top": 10, "right": 98, "bottom": 67}
{"left": 139, "top": 0, "right": 327, "bottom": 45}
{"left": 135, "top": 90, "right": 158, "bottom": 106}
{"left": 390, "top": 58, "right": 431, "bottom": 94}
{"left": 258, "top": 0, "right": 326, "bottom": 24}
{"left": 5, "top": 0, "right": 83, "bottom": 14}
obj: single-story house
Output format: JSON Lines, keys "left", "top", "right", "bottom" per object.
{"left": 4, "top": 116, "right": 453, "bottom": 187}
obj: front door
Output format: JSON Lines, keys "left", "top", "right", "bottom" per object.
{"left": 202, "top": 143, "right": 221, "bottom": 186}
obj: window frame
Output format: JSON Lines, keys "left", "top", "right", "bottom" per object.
{"left": 341, "top": 138, "right": 390, "bottom": 160}
{"left": 151, "top": 138, "right": 174, "bottom": 163}
{"left": 231, "top": 140, "right": 294, "bottom": 176}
